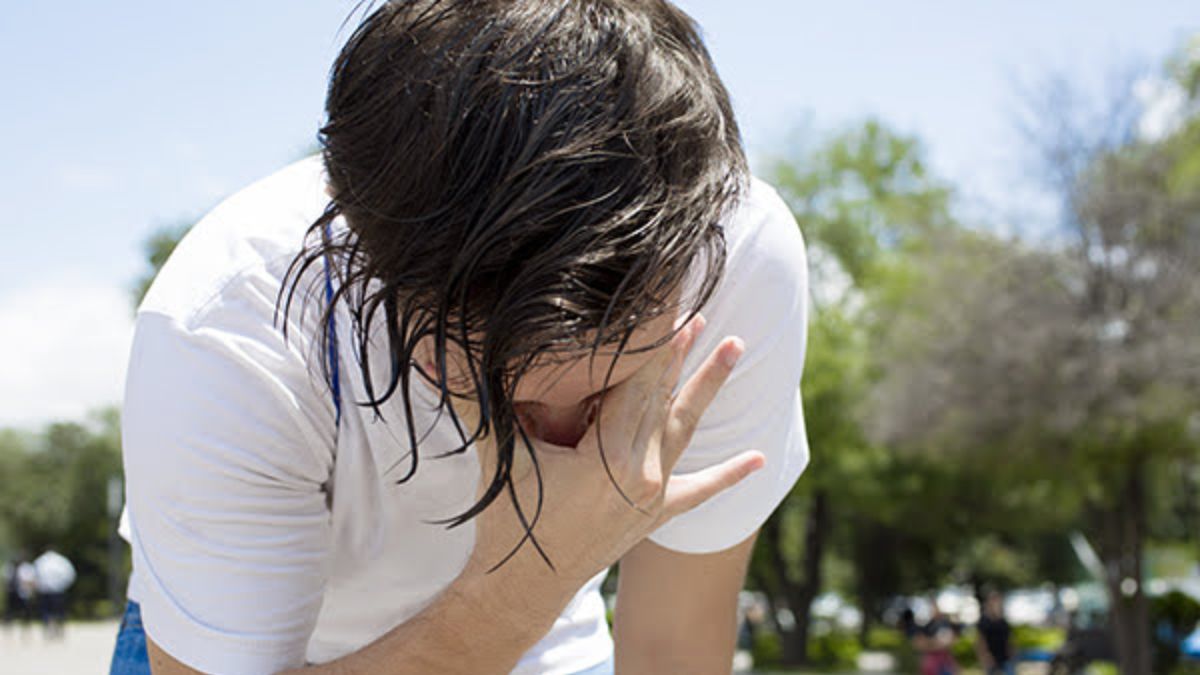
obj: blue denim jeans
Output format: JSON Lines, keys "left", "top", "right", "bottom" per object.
{"left": 109, "top": 601, "right": 151, "bottom": 674}
{"left": 109, "top": 600, "right": 615, "bottom": 674}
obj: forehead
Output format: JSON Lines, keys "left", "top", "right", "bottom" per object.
{"left": 513, "top": 309, "right": 678, "bottom": 405}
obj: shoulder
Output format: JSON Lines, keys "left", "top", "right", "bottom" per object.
{"left": 123, "top": 158, "right": 337, "bottom": 481}
{"left": 673, "top": 176, "right": 808, "bottom": 403}
{"left": 706, "top": 176, "right": 808, "bottom": 326}
{"left": 139, "top": 156, "right": 330, "bottom": 328}
{"left": 724, "top": 176, "right": 806, "bottom": 276}
{"left": 695, "top": 176, "right": 808, "bottom": 361}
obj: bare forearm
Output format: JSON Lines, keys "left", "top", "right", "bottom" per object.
{"left": 614, "top": 593, "right": 738, "bottom": 675}
{"left": 282, "top": 571, "right": 573, "bottom": 675}
{"left": 613, "top": 534, "right": 756, "bottom": 675}
{"left": 148, "top": 557, "right": 585, "bottom": 675}
{"left": 616, "top": 629, "right": 737, "bottom": 675}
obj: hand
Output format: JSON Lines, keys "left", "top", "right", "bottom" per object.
{"left": 464, "top": 315, "right": 766, "bottom": 585}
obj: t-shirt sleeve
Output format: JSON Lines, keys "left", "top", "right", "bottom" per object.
{"left": 122, "top": 283, "right": 336, "bottom": 674}
{"left": 649, "top": 180, "right": 810, "bottom": 554}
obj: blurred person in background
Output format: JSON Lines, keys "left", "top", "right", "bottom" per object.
{"left": 975, "top": 590, "right": 1015, "bottom": 675}
{"left": 913, "top": 596, "right": 960, "bottom": 675}
{"left": 33, "top": 547, "right": 76, "bottom": 640}
{"left": 110, "top": 1, "right": 810, "bottom": 674}
{"left": 2, "top": 552, "right": 38, "bottom": 634}
{"left": 901, "top": 605, "right": 918, "bottom": 640}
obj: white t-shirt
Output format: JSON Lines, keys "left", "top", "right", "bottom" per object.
{"left": 120, "top": 157, "right": 810, "bottom": 675}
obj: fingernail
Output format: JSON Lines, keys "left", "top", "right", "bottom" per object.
{"left": 742, "top": 452, "right": 766, "bottom": 476}
{"left": 721, "top": 338, "right": 744, "bottom": 368}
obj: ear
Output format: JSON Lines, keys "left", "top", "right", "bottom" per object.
{"left": 414, "top": 333, "right": 479, "bottom": 393}
{"left": 411, "top": 336, "right": 441, "bottom": 384}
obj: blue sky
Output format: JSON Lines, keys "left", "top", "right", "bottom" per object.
{"left": 0, "top": 1, "right": 1196, "bottom": 426}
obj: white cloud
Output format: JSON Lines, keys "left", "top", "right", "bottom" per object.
{"left": 1134, "top": 76, "right": 1187, "bottom": 142}
{"left": 0, "top": 281, "right": 134, "bottom": 429}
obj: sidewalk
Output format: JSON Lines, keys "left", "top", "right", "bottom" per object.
{"left": 3, "top": 620, "right": 120, "bottom": 675}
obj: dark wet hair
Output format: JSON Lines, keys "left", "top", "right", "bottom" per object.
{"left": 282, "top": 0, "right": 747, "bottom": 569}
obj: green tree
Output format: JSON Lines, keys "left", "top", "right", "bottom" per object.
{"left": 753, "top": 120, "right": 965, "bottom": 663}
{"left": 0, "top": 409, "right": 126, "bottom": 617}
{"left": 758, "top": 119, "right": 1098, "bottom": 664}
{"left": 868, "top": 47, "right": 1200, "bottom": 674}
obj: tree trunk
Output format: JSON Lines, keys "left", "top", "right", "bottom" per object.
{"left": 1092, "top": 460, "right": 1153, "bottom": 675}
{"left": 762, "top": 511, "right": 806, "bottom": 663}
{"left": 749, "top": 566, "right": 784, "bottom": 637}
{"left": 852, "top": 521, "right": 891, "bottom": 648}
{"left": 793, "top": 489, "right": 829, "bottom": 662}
{"left": 763, "top": 489, "right": 831, "bottom": 666}
{"left": 856, "top": 584, "right": 873, "bottom": 648}
{"left": 969, "top": 571, "right": 986, "bottom": 615}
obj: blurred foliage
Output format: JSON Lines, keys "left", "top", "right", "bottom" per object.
{"left": 860, "top": 39, "right": 1200, "bottom": 674}
{"left": 855, "top": 625, "right": 1068, "bottom": 672}
{"left": 747, "top": 625, "right": 864, "bottom": 672}
{"left": 0, "top": 408, "right": 127, "bottom": 618}
{"left": 748, "top": 116, "right": 969, "bottom": 665}
{"left": 748, "top": 36, "right": 1200, "bottom": 673}
{"left": 950, "top": 632, "right": 977, "bottom": 669}
{"left": 754, "top": 115, "right": 1091, "bottom": 665}
{"left": 751, "top": 629, "right": 784, "bottom": 669}
{"left": 770, "top": 118, "right": 954, "bottom": 288}
{"left": 1012, "top": 624, "right": 1068, "bottom": 651}
{"left": 807, "top": 628, "right": 861, "bottom": 670}
{"left": 863, "top": 626, "right": 906, "bottom": 651}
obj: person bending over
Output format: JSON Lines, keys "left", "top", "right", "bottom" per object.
{"left": 112, "top": 1, "right": 810, "bottom": 673}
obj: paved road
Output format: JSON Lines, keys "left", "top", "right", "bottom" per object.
{"left": 3, "top": 620, "right": 121, "bottom": 675}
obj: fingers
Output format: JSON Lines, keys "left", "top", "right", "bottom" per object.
{"left": 626, "top": 315, "right": 706, "bottom": 468}
{"left": 661, "top": 450, "right": 765, "bottom": 517}
{"left": 656, "top": 313, "right": 706, "bottom": 394}
{"left": 586, "top": 315, "right": 704, "bottom": 463}
{"left": 623, "top": 313, "right": 705, "bottom": 395}
{"left": 662, "top": 336, "right": 744, "bottom": 469}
